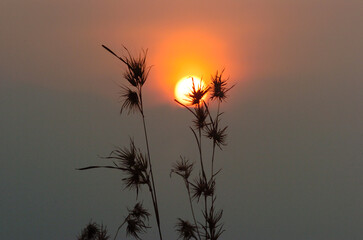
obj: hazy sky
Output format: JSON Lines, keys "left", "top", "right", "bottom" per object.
{"left": 1, "top": 0, "right": 362, "bottom": 239}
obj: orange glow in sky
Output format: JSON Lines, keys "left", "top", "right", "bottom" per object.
{"left": 150, "top": 28, "right": 230, "bottom": 104}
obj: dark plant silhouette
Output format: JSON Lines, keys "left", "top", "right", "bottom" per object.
{"left": 175, "top": 218, "right": 198, "bottom": 240}
{"left": 114, "top": 202, "right": 151, "bottom": 240}
{"left": 172, "top": 71, "right": 233, "bottom": 240}
{"left": 77, "top": 46, "right": 233, "bottom": 240}
{"left": 78, "top": 45, "right": 162, "bottom": 240}
{"left": 77, "top": 221, "right": 110, "bottom": 240}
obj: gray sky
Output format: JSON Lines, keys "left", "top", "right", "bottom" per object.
{"left": 1, "top": 0, "right": 362, "bottom": 239}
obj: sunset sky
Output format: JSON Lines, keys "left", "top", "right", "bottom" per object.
{"left": 1, "top": 0, "right": 362, "bottom": 239}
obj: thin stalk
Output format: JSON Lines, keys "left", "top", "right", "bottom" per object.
{"left": 114, "top": 220, "right": 126, "bottom": 240}
{"left": 198, "top": 125, "right": 208, "bottom": 240}
{"left": 198, "top": 127, "right": 207, "bottom": 181}
{"left": 139, "top": 89, "right": 163, "bottom": 240}
{"left": 186, "top": 181, "right": 202, "bottom": 240}
{"left": 208, "top": 100, "right": 221, "bottom": 240}
{"left": 211, "top": 100, "right": 220, "bottom": 178}
{"left": 211, "top": 141, "right": 216, "bottom": 180}
{"left": 146, "top": 181, "right": 160, "bottom": 238}
{"left": 193, "top": 103, "right": 208, "bottom": 240}
{"left": 204, "top": 195, "right": 208, "bottom": 240}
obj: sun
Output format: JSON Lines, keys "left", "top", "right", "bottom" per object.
{"left": 175, "top": 76, "right": 208, "bottom": 105}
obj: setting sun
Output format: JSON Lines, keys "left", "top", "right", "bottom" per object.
{"left": 175, "top": 76, "right": 208, "bottom": 105}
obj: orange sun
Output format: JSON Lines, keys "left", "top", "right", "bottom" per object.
{"left": 175, "top": 76, "right": 208, "bottom": 105}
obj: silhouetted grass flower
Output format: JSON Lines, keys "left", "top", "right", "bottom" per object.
{"left": 171, "top": 156, "right": 194, "bottom": 180}
{"left": 129, "top": 202, "right": 150, "bottom": 221}
{"left": 191, "top": 175, "right": 215, "bottom": 202}
{"left": 204, "top": 120, "right": 228, "bottom": 149}
{"left": 202, "top": 200, "right": 225, "bottom": 240}
{"left": 193, "top": 105, "right": 208, "bottom": 130}
{"left": 77, "top": 221, "right": 110, "bottom": 240}
{"left": 186, "top": 78, "right": 210, "bottom": 106}
{"left": 125, "top": 203, "right": 150, "bottom": 240}
{"left": 113, "top": 202, "right": 150, "bottom": 240}
{"left": 175, "top": 218, "right": 197, "bottom": 240}
{"left": 123, "top": 49, "right": 150, "bottom": 87}
{"left": 120, "top": 87, "right": 140, "bottom": 114}
{"left": 210, "top": 70, "right": 234, "bottom": 102}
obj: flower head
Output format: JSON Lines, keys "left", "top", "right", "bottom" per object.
{"left": 202, "top": 201, "right": 225, "bottom": 240}
{"left": 105, "top": 139, "right": 149, "bottom": 197}
{"left": 175, "top": 218, "right": 197, "bottom": 240}
{"left": 125, "top": 202, "right": 150, "bottom": 240}
{"left": 210, "top": 70, "right": 234, "bottom": 102}
{"left": 120, "top": 87, "right": 140, "bottom": 114}
{"left": 171, "top": 156, "right": 194, "bottom": 180}
{"left": 193, "top": 105, "right": 208, "bottom": 130}
{"left": 186, "top": 77, "right": 209, "bottom": 105}
{"left": 205, "top": 120, "right": 228, "bottom": 149}
{"left": 191, "top": 175, "right": 215, "bottom": 201}
{"left": 123, "top": 48, "right": 150, "bottom": 87}
{"left": 77, "top": 222, "right": 110, "bottom": 240}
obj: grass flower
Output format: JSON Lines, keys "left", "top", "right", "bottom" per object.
{"left": 204, "top": 120, "right": 228, "bottom": 149}
{"left": 191, "top": 175, "right": 215, "bottom": 202}
{"left": 102, "top": 45, "right": 150, "bottom": 87}
{"left": 129, "top": 202, "right": 150, "bottom": 221}
{"left": 210, "top": 70, "right": 234, "bottom": 102}
{"left": 125, "top": 203, "right": 150, "bottom": 240}
{"left": 186, "top": 77, "right": 210, "bottom": 106}
{"left": 120, "top": 87, "right": 140, "bottom": 114}
{"left": 171, "top": 156, "right": 194, "bottom": 180}
{"left": 77, "top": 221, "right": 110, "bottom": 240}
{"left": 175, "top": 218, "right": 198, "bottom": 240}
{"left": 202, "top": 199, "right": 225, "bottom": 240}
{"left": 193, "top": 105, "right": 208, "bottom": 130}
{"left": 123, "top": 49, "right": 150, "bottom": 87}
{"left": 114, "top": 202, "right": 150, "bottom": 240}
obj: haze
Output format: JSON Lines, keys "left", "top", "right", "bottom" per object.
{"left": 1, "top": 0, "right": 362, "bottom": 239}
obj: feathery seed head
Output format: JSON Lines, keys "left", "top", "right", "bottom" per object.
{"left": 171, "top": 156, "right": 194, "bottom": 180}
{"left": 205, "top": 120, "right": 228, "bottom": 149}
{"left": 120, "top": 87, "right": 140, "bottom": 114}
{"left": 125, "top": 202, "right": 150, "bottom": 240}
{"left": 193, "top": 105, "right": 208, "bottom": 130}
{"left": 192, "top": 176, "right": 215, "bottom": 201}
{"left": 77, "top": 222, "right": 110, "bottom": 240}
{"left": 124, "top": 49, "right": 150, "bottom": 87}
{"left": 202, "top": 203, "right": 225, "bottom": 240}
{"left": 210, "top": 70, "right": 233, "bottom": 102}
{"left": 175, "top": 218, "right": 197, "bottom": 240}
{"left": 186, "top": 77, "right": 210, "bottom": 105}
{"left": 129, "top": 202, "right": 150, "bottom": 222}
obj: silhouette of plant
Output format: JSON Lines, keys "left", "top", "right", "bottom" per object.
{"left": 114, "top": 202, "right": 151, "bottom": 240}
{"left": 77, "top": 46, "right": 233, "bottom": 240}
{"left": 172, "top": 71, "right": 233, "bottom": 240}
{"left": 78, "top": 45, "right": 162, "bottom": 240}
{"left": 77, "top": 221, "right": 110, "bottom": 240}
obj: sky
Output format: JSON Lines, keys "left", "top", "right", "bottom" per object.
{"left": 1, "top": 0, "right": 362, "bottom": 239}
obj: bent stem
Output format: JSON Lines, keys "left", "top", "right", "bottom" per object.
{"left": 114, "top": 220, "right": 126, "bottom": 240}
